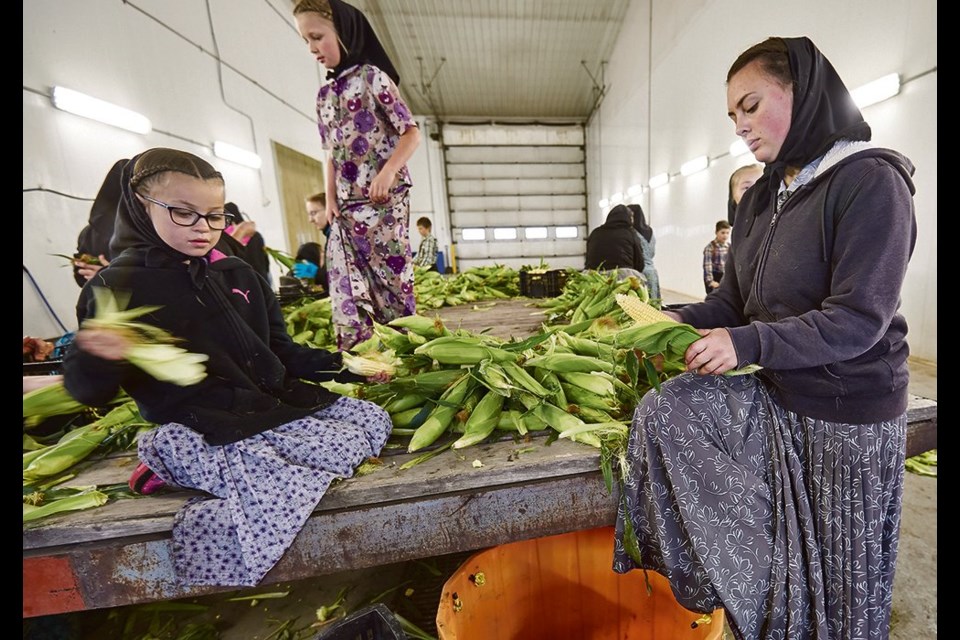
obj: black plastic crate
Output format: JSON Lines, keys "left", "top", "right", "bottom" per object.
{"left": 312, "top": 603, "right": 407, "bottom": 640}
{"left": 519, "top": 269, "right": 568, "bottom": 298}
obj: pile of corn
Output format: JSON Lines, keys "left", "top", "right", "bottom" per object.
{"left": 23, "top": 383, "right": 155, "bottom": 523}
{"left": 532, "top": 269, "right": 653, "bottom": 325}
{"left": 414, "top": 264, "right": 520, "bottom": 309}
{"left": 283, "top": 296, "right": 336, "bottom": 350}
{"left": 331, "top": 298, "right": 713, "bottom": 465}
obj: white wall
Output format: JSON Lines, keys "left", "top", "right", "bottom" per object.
{"left": 587, "top": 0, "right": 937, "bottom": 362}
{"left": 22, "top": 0, "right": 434, "bottom": 336}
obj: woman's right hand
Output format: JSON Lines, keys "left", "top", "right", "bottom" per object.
{"left": 74, "top": 328, "right": 131, "bottom": 361}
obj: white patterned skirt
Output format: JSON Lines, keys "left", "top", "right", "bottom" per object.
{"left": 138, "top": 396, "right": 391, "bottom": 587}
{"left": 613, "top": 373, "right": 905, "bottom": 640}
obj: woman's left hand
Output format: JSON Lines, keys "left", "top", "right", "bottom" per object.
{"left": 368, "top": 169, "right": 398, "bottom": 204}
{"left": 684, "top": 328, "right": 738, "bottom": 375}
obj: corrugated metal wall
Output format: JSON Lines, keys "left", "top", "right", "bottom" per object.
{"left": 443, "top": 123, "right": 587, "bottom": 271}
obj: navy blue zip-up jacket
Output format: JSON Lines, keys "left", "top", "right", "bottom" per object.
{"left": 679, "top": 147, "right": 917, "bottom": 423}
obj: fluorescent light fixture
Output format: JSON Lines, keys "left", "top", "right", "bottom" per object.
{"left": 850, "top": 73, "right": 900, "bottom": 108}
{"left": 648, "top": 173, "right": 669, "bottom": 189}
{"left": 627, "top": 183, "right": 644, "bottom": 197}
{"left": 610, "top": 192, "right": 624, "bottom": 204}
{"left": 213, "top": 141, "right": 263, "bottom": 169}
{"left": 51, "top": 86, "right": 151, "bottom": 134}
{"left": 729, "top": 139, "right": 750, "bottom": 157}
{"left": 598, "top": 198, "right": 609, "bottom": 209}
{"left": 680, "top": 155, "right": 709, "bottom": 176}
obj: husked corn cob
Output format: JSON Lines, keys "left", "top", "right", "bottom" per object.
{"left": 615, "top": 293, "right": 676, "bottom": 326}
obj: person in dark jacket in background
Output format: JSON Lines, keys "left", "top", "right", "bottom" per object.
{"left": 613, "top": 37, "right": 917, "bottom": 640}
{"left": 627, "top": 203, "right": 660, "bottom": 300}
{"left": 64, "top": 148, "right": 389, "bottom": 588}
{"left": 216, "top": 202, "right": 272, "bottom": 285}
{"left": 584, "top": 204, "right": 645, "bottom": 277}
{"left": 72, "top": 159, "right": 127, "bottom": 286}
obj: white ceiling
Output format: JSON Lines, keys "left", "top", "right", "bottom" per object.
{"left": 298, "top": 0, "right": 632, "bottom": 120}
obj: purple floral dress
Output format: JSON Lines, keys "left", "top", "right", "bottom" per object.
{"left": 317, "top": 64, "right": 418, "bottom": 349}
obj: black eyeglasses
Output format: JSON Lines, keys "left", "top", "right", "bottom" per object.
{"left": 138, "top": 193, "right": 234, "bottom": 230}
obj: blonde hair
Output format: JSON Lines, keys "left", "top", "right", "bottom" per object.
{"left": 130, "top": 148, "right": 223, "bottom": 194}
{"left": 730, "top": 163, "right": 763, "bottom": 192}
{"left": 292, "top": 0, "right": 333, "bottom": 21}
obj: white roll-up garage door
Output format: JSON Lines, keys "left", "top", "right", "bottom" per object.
{"left": 443, "top": 123, "right": 586, "bottom": 271}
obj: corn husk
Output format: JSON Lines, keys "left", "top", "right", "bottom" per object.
{"left": 82, "top": 287, "right": 208, "bottom": 386}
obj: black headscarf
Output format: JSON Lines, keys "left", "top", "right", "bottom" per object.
{"left": 627, "top": 204, "right": 653, "bottom": 242}
{"left": 329, "top": 0, "right": 400, "bottom": 85}
{"left": 73, "top": 158, "right": 127, "bottom": 286}
{"left": 760, "top": 37, "right": 871, "bottom": 196}
{"left": 295, "top": 242, "right": 323, "bottom": 266}
{"left": 110, "top": 150, "right": 223, "bottom": 289}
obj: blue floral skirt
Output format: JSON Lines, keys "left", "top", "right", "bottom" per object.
{"left": 138, "top": 396, "right": 391, "bottom": 587}
{"left": 613, "top": 373, "right": 905, "bottom": 640}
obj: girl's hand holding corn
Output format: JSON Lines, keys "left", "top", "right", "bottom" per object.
{"left": 75, "top": 328, "right": 132, "bottom": 361}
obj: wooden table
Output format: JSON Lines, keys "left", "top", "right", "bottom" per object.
{"left": 23, "top": 298, "right": 938, "bottom": 617}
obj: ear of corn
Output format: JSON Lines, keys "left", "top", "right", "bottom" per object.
{"left": 452, "top": 390, "right": 505, "bottom": 449}
{"left": 500, "top": 361, "right": 551, "bottom": 397}
{"left": 382, "top": 393, "right": 429, "bottom": 414}
{"left": 557, "top": 371, "right": 617, "bottom": 397}
{"left": 615, "top": 293, "right": 675, "bottom": 326}
{"left": 475, "top": 361, "right": 515, "bottom": 397}
{"left": 23, "top": 488, "right": 110, "bottom": 523}
{"left": 408, "top": 373, "right": 474, "bottom": 452}
{"left": 414, "top": 336, "right": 518, "bottom": 366}
{"left": 523, "top": 353, "right": 614, "bottom": 374}
{"left": 388, "top": 315, "right": 449, "bottom": 339}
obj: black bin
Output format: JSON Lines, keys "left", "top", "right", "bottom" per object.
{"left": 313, "top": 603, "right": 407, "bottom": 640}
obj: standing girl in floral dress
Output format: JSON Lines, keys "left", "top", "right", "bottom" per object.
{"left": 294, "top": 0, "right": 421, "bottom": 350}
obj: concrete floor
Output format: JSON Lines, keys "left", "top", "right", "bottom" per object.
{"left": 891, "top": 356, "right": 937, "bottom": 640}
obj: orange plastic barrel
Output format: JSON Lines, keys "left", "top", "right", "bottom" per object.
{"left": 436, "top": 526, "right": 724, "bottom": 640}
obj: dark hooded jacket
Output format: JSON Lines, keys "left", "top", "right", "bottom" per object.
{"left": 64, "top": 154, "right": 346, "bottom": 446}
{"left": 678, "top": 37, "right": 917, "bottom": 424}
{"left": 219, "top": 202, "right": 272, "bottom": 284}
{"left": 73, "top": 159, "right": 127, "bottom": 286}
{"left": 585, "top": 205, "right": 645, "bottom": 273}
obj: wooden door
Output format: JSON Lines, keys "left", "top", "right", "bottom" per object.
{"left": 272, "top": 141, "right": 325, "bottom": 255}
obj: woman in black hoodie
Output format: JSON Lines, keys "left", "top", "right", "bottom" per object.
{"left": 64, "top": 148, "right": 390, "bottom": 588}
{"left": 613, "top": 38, "right": 916, "bottom": 640}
